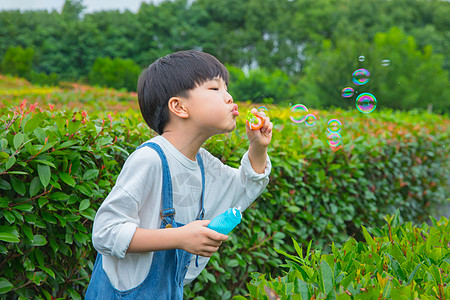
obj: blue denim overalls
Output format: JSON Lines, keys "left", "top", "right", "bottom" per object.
{"left": 85, "top": 142, "right": 205, "bottom": 299}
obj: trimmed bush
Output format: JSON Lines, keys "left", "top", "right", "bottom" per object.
{"left": 239, "top": 212, "right": 450, "bottom": 299}
{"left": 0, "top": 100, "right": 154, "bottom": 298}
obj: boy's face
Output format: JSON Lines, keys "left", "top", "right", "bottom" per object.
{"left": 184, "top": 77, "right": 239, "bottom": 136}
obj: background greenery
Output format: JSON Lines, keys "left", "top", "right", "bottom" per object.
{"left": 0, "top": 0, "right": 449, "bottom": 111}
{"left": 0, "top": 77, "right": 448, "bottom": 298}
{"left": 0, "top": 0, "right": 449, "bottom": 298}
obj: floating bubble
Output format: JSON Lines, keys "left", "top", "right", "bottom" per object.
{"left": 358, "top": 55, "right": 365, "bottom": 62}
{"left": 290, "top": 104, "right": 308, "bottom": 123}
{"left": 381, "top": 59, "right": 391, "bottom": 67}
{"left": 356, "top": 93, "right": 377, "bottom": 113}
{"left": 341, "top": 87, "right": 354, "bottom": 98}
{"left": 305, "top": 114, "right": 316, "bottom": 127}
{"left": 352, "top": 68, "right": 370, "bottom": 85}
{"left": 258, "top": 106, "right": 269, "bottom": 117}
{"left": 327, "top": 132, "right": 342, "bottom": 147}
{"left": 327, "top": 119, "right": 342, "bottom": 133}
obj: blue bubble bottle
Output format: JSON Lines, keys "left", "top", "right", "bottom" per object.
{"left": 207, "top": 207, "right": 242, "bottom": 235}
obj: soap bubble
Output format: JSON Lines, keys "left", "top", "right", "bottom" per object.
{"left": 358, "top": 55, "right": 365, "bottom": 62}
{"left": 352, "top": 68, "right": 370, "bottom": 85}
{"left": 290, "top": 104, "right": 308, "bottom": 123}
{"left": 327, "top": 119, "right": 342, "bottom": 133}
{"left": 381, "top": 59, "right": 391, "bottom": 67}
{"left": 305, "top": 114, "right": 316, "bottom": 127}
{"left": 327, "top": 132, "right": 342, "bottom": 147}
{"left": 257, "top": 106, "right": 269, "bottom": 117}
{"left": 356, "top": 93, "right": 377, "bottom": 113}
{"left": 341, "top": 87, "right": 354, "bottom": 98}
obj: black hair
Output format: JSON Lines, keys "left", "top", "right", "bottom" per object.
{"left": 137, "top": 50, "right": 229, "bottom": 135}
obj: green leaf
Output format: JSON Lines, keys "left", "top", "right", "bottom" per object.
{"left": 0, "top": 278, "right": 13, "bottom": 294}
{"left": 33, "top": 159, "right": 56, "bottom": 168}
{"left": 33, "top": 127, "right": 47, "bottom": 144}
{"left": 56, "top": 140, "right": 79, "bottom": 149}
{"left": 10, "top": 175, "right": 26, "bottom": 195}
{"left": 79, "top": 199, "right": 90, "bottom": 211}
{"left": 37, "top": 164, "right": 51, "bottom": 188}
{"left": 295, "top": 278, "right": 309, "bottom": 300}
{"left": 24, "top": 114, "right": 42, "bottom": 134}
{"left": 5, "top": 155, "right": 16, "bottom": 170}
{"left": 0, "top": 151, "right": 8, "bottom": 163}
{"left": 386, "top": 253, "right": 407, "bottom": 282}
{"left": 292, "top": 238, "right": 304, "bottom": 260}
{"left": 320, "top": 260, "right": 333, "bottom": 295}
{"left": 39, "top": 266, "right": 56, "bottom": 279}
{"left": 361, "top": 225, "right": 376, "bottom": 248}
{"left": 0, "top": 232, "right": 20, "bottom": 243}
{"left": 75, "top": 183, "right": 92, "bottom": 196}
{"left": 30, "top": 235, "right": 47, "bottom": 246}
{"left": 29, "top": 176, "right": 41, "bottom": 197}
{"left": 83, "top": 169, "right": 99, "bottom": 181}
{"left": 406, "top": 262, "right": 422, "bottom": 285}
{"left": 13, "top": 132, "right": 24, "bottom": 150}
{"left": 3, "top": 211, "right": 15, "bottom": 223}
{"left": 60, "top": 172, "right": 76, "bottom": 187}
{"left": 50, "top": 192, "right": 70, "bottom": 201}
{"left": 0, "top": 179, "right": 11, "bottom": 190}
{"left": 23, "top": 225, "right": 33, "bottom": 241}
{"left": 14, "top": 204, "right": 33, "bottom": 212}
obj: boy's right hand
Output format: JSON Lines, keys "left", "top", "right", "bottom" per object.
{"left": 178, "top": 220, "right": 228, "bottom": 257}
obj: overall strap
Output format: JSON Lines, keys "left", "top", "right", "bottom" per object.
{"left": 137, "top": 142, "right": 175, "bottom": 226}
{"left": 196, "top": 152, "right": 206, "bottom": 221}
{"left": 195, "top": 151, "right": 206, "bottom": 267}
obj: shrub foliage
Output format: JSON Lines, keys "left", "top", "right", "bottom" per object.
{"left": 239, "top": 212, "right": 450, "bottom": 299}
{"left": 0, "top": 86, "right": 448, "bottom": 298}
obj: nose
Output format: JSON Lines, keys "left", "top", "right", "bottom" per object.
{"left": 225, "top": 91, "right": 233, "bottom": 104}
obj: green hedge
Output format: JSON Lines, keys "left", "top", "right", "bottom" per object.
{"left": 0, "top": 100, "right": 448, "bottom": 299}
{"left": 239, "top": 212, "right": 450, "bottom": 299}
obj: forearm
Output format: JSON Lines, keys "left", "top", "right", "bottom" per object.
{"left": 248, "top": 145, "right": 268, "bottom": 174}
{"left": 127, "top": 227, "right": 182, "bottom": 253}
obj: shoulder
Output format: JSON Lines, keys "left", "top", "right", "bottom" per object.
{"left": 122, "top": 142, "right": 163, "bottom": 172}
{"left": 198, "top": 147, "right": 221, "bottom": 165}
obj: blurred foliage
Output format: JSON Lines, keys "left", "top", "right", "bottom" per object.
{"left": 0, "top": 46, "right": 34, "bottom": 79}
{"left": 299, "top": 27, "right": 450, "bottom": 113}
{"left": 0, "top": 0, "right": 449, "bottom": 110}
{"left": 88, "top": 57, "right": 141, "bottom": 92}
{"left": 0, "top": 78, "right": 448, "bottom": 298}
{"left": 240, "top": 213, "right": 450, "bottom": 299}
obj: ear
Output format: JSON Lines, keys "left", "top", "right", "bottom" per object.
{"left": 168, "top": 97, "right": 189, "bottom": 119}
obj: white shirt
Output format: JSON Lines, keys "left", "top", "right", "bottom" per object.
{"left": 92, "top": 136, "right": 271, "bottom": 291}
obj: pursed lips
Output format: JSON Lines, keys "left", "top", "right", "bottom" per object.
{"left": 231, "top": 104, "right": 239, "bottom": 116}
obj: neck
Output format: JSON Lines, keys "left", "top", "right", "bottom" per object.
{"left": 161, "top": 130, "right": 209, "bottom": 161}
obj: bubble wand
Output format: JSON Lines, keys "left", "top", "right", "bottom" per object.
{"left": 246, "top": 110, "right": 265, "bottom": 130}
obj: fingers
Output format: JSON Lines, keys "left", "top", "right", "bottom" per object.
{"left": 249, "top": 108, "right": 272, "bottom": 134}
{"left": 261, "top": 117, "right": 272, "bottom": 133}
{"left": 204, "top": 227, "right": 229, "bottom": 242}
{"left": 198, "top": 245, "right": 220, "bottom": 257}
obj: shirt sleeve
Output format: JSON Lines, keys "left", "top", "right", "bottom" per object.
{"left": 200, "top": 148, "right": 271, "bottom": 215}
{"left": 92, "top": 147, "right": 161, "bottom": 259}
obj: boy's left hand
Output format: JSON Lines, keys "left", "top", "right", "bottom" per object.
{"left": 246, "top": 108, "right": 273, "bottom": 148}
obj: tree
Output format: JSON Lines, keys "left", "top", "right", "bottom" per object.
{"left": 62, "top": 0, "right": 85, "bottom": 21}
{"left": 89, "top": 57, "right": 141, "bottom": 91}
{"left": 298, "top": 27, "right": 450, "bottom": 112}
{"left": 227, "top": 65, "right": 294, "bottom": 103}
{"left": 0, "top": 46, "right": 34, "bottom": 78}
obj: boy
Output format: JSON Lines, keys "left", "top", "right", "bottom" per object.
{"left": 86, "top": 50, "right": 272, "bottom": 299}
